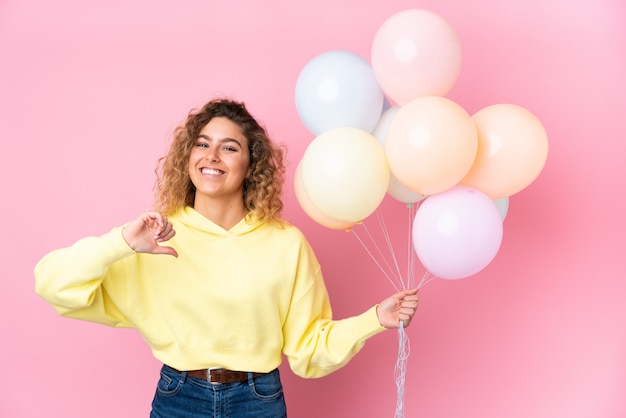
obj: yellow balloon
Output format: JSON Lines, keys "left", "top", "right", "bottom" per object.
{"left": 385, "top": 96, "right": 478, "bottom": 195}
{"left": 460, "top": 104, "right": 548, "bottom": 199}
{"left": 300, "top": 127, "right": 390, "bottom": 223}
{"left": 293, "top": 163, "right": 355, "bottom": 230}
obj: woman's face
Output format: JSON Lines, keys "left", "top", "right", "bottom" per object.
{"left": 188, "top": 117, "right": 250, "bottom": 206}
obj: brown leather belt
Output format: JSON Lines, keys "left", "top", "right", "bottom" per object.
{"left": 171, "top": 367, "right": 268, "bottom": 384}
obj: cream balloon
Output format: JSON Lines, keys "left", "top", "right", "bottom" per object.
{"left": 300, "top": 127, "right": 390, "bottom": 223}
{"left": 385, "top": 96, "right": 478, "bottom": 196}
{"left": 460, "top": 104, "right": 549, "bottom": 199}
{"left": 293, "top": 162, "right": 355, "bottom": 230}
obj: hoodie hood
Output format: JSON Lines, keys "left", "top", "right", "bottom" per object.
{"left": 173, "top": 206, "right": 265, "bottom": 237}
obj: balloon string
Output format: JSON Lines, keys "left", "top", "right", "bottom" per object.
{"left": 353, "top": 203, "right": 429, "bottom": 292}
{"left": 351, "top": 226, "right": 401, "bottom": 293}
{"left": 374, "top": 210, "right": 405, "bottom": 289}
{"left": 394, "top": 203, "right": 421, "bottom": 418}
{"left": 395, "top": 321, "right": 410, "bottom": 418}
{"left": 350, "top": 202, "right": 436, "bottom": 418}
{"left": 417, "top": 270, "right": 437, "bottom": 289}
{"left": 406, "top": 203, "right": 416, "bottom": 290}
{"left": 351, "top": 208, "right": 409, "bottom": 292}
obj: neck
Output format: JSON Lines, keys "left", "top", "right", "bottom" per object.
{"left": 193, "top": 197, "right": 247, "bottom": 230}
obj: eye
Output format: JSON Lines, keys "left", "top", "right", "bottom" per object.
{"left": 196, "top": 142, "right": 209, "bottom": 148}
{"left": 223, "top": 145, "right": 238, "bottom": 152}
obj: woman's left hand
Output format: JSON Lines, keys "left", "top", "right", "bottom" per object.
{"left": 377, "top": 288, "right": 419, "bottom": 328}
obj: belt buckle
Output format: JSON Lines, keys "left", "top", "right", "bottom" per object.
{"left": 207, "top": 367, "right": 221, "bottom": 385}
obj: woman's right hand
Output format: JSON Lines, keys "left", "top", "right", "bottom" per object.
{"left": 122, "top": 211, "right": 178, "bottom": 257}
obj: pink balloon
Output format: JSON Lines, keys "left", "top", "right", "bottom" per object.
{"left": 371, "top": 9, "right": 462, "bottom": 105}
{"left": 412, "top": 186, "right": 503, "bottom": 279}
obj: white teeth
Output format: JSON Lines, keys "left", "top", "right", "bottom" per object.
{"left": 201, "top": 168, "right": 222, "bottom": 175}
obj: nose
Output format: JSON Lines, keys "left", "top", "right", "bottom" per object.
{"left": 206, "top": 147, "right": 220, "bottom": 162}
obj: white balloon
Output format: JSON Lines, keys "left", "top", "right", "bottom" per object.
{"left": 295, "top": 50, "right": 384, "bottom": 136}
{"left": 372, "top": 106, "right": 426, "bottom": 203}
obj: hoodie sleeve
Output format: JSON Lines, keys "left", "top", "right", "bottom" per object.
{"left": 281, "top": 239, "right": 386, "bottom": 378}
{"left": 34, "top": 227, "right": 136, "bottom": 327}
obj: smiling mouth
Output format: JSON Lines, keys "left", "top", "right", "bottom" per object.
{"left": 201, "top": 168, "right": 224, "bottom": 175}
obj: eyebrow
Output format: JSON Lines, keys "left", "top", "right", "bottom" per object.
{"left": 197, "top": 134, "right": 243, "bottom": 148}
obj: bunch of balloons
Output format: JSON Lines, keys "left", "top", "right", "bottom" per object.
{"left": 294, "top": 9, "right": 548, "bottom": 280}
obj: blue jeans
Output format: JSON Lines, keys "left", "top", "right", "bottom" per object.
{"left": 150, "top": 365, "right": 287, "bottom": 418}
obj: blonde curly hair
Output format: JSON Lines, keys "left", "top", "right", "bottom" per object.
{"left": 153, "top": 98, "right": 285, "bottom": 223}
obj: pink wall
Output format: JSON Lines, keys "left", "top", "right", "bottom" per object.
{"left": 2, "top": 0, "right": 625, "bottom": 417}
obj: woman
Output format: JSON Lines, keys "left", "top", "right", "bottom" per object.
{"left": 34, "top": 98, "right": 419, "bottom": 417}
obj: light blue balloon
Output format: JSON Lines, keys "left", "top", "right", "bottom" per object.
{"left": 295, "top": 50, "right": 384, "bottom": 137}
{"left": 494, "top": 197, "right": 510, "bottom": 221}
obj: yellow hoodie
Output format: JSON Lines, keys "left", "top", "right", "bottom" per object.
{"left": 34, "top": 206, "right": 385, "bottom": 378}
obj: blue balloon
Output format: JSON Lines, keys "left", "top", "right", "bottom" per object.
{"left": 295, "top": 50, "right": 384, "bottom": 137}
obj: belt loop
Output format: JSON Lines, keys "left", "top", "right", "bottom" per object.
{"left": 179, "top": 370, "right": 188, "bottom": 384}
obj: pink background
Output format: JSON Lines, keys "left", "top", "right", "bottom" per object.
{"left": 2, "top": 0, "right": 625, "bottom": 417}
